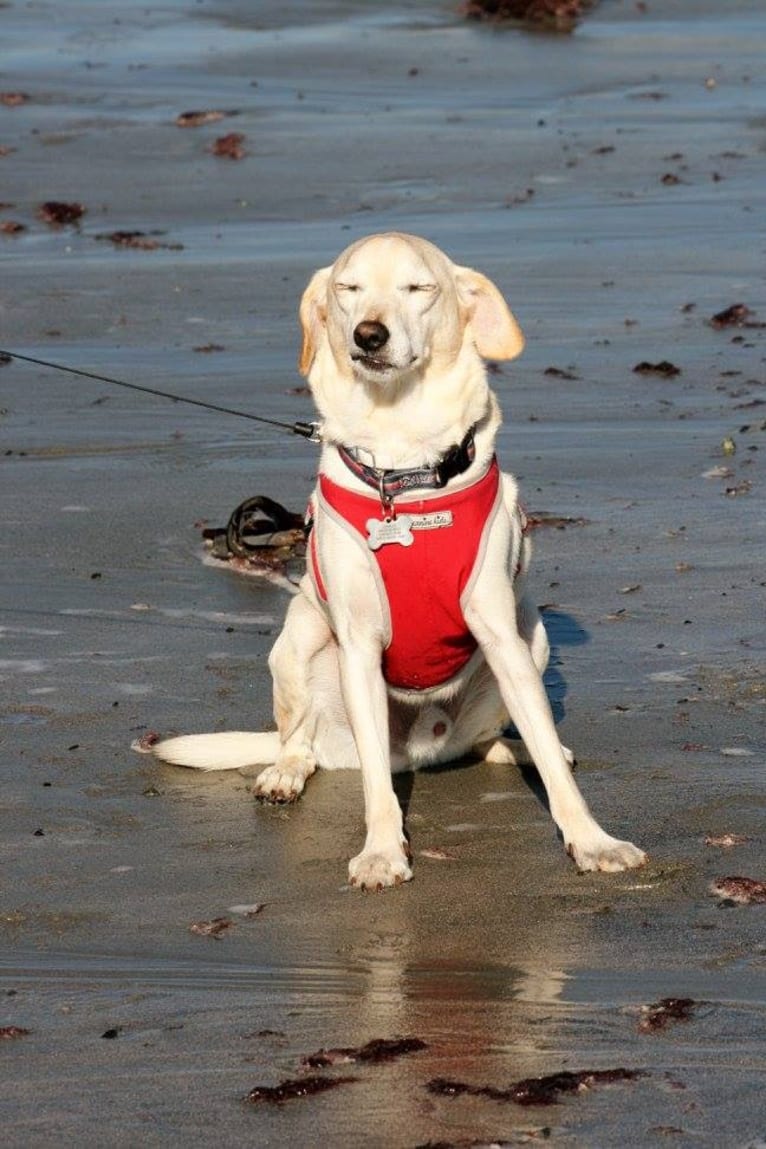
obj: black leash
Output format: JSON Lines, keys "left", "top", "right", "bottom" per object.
{"left": 0, "top": 348, "right": 321, "bottom": 441}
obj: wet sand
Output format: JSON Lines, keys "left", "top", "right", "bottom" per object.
{"left": 1, "top": 1, "right": 765, "bottom": 1145}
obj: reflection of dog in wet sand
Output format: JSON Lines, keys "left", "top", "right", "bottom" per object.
{"left": 151, "top": 233, "right": 646, "bottom": 890}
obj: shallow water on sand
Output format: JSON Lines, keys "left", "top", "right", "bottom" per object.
{"left": 1, "top": 1, "right": 765, "bottom": 1145}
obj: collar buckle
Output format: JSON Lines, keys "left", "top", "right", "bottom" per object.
{"left": 435, "top": 439, "right": 467, "bottom": 487}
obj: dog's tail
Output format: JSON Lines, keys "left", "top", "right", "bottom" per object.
{"left": 144, "top": 731, "right": 280, "bottom": 771}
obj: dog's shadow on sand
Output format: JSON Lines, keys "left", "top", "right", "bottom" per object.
{"left": 539, "top": 606, "right": 590, "bottom": 726}
{"left": 394, "top": 607, "right": 590, "bottom": 818}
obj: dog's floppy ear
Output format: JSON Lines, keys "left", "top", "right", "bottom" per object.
{"left": 454, "top": 267, "right": 525, "bottom": 361}
{"left": 298, "top": 266, "right": 331, "bottom": 376}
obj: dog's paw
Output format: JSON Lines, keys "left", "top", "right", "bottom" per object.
{"left": 253, "top": 758, "right": 313, "bottom": 804}
{"left": 567, "top": 833, "right": 647, "bottom": 873}
{"left": 348, "top": 848, "right": 413, "bottom": 892}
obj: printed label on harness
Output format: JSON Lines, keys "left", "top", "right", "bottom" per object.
{"left": 366, "top": 515, "right": 414, "bottom": 550}
{"left": 409, "top": 510, "right": 453, "bottom": 531}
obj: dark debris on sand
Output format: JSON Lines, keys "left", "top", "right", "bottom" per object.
{"left": 212, "top": 132, "right": 247, "bottom": 160}
{"left": 427, "top": 1067, "right": 644, "bottom": 1106}
{"left": 461, "top": 0, "right": 597, "bottom": 31}
{"left": 175, "top": 109, "right": 238, "bottom": 128}
{"left": 710, "top": 876, "right": 766, "bottom": 905}
{"left": 415, "top": 1140, "right": 522, "bottom": 1148}
{"left": 638, "top": 997, "right": 698, "bottom": 1033}
{"left": 705, "top": 832, "right": 751, "bottom": 848}
{"left": 95, "top": 230, "right": 184, "bottom": 251}
{"left": 37, "top": 201, "right": 86, "bottom": 227}
{"left": 244, "top": 1075, "right": 359, "bottom": 1105}
{"left": 709, "top": 303, "right": 753, "bottom": 329}
{"left": 302, "top": 1036, "right": 427, "bottom": 1069}
{"left": 525, "top": 510, "right": 589, "bottom": 529}
{"left": 245, "top": 1036, "right": 426, "bottom": 1106}
{"left": 188, "top": 916, "right": 235, "bottom": 938}
{"left": 633, "top": 360, "right": 681, "bottom": 378}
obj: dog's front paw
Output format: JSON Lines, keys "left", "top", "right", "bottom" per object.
{"left": 567, "top": 833, "right": 647, "bottom": 873}
{"left": 253, "top": 758, "right": 313, "bottom": 804}
{"left": 348, "top": 848, "right": 413, "bottom": 892}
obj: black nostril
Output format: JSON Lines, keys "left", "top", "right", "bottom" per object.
{"left": 353, "top": 320, "right": 390, "bottom": 353}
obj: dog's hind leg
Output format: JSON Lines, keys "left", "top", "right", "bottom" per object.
{"left": 516, "top": 591, "right": 550, "bottom": 675}
{"left": 456, "top": 655, "right": 574, "bottom": 769}
{"left": 254, "top": 589, "right": 331, "bottom": 803}
{"left": 476, "top": 734, "right": 575, "bottom": 769}
{"left": 514, "top": 591, "right": 575, "bottom": 766}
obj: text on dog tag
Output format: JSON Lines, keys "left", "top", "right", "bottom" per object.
{"left": 366, "top": 515, "right": 414, "bottom": 550}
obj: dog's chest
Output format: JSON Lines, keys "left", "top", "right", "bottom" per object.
{"left": 308, "top": 461, "right": 501, "bottom": 691}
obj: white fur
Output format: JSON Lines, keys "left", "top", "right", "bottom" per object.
{"left": 151, "top": 232, "right": 646, "bottom": 889}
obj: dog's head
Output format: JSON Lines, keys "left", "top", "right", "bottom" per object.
{"left": 298, "top": 233, "right": 524, "bottom": 386}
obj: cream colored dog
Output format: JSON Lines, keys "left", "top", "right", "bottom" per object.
{"left": 151, "top": 233, "right": 646, "bottom": 890}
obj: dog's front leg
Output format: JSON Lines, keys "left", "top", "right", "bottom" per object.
{"left": 465, "top": 586, "right": 646, "bottom": 873}
{"left": 336, "top": 639, "right": 412, "bottom": 892}
{"left": 256, "top": 590, "right": 330, "bottom": 802}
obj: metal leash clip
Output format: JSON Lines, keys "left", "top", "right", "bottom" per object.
{"left": 292, "top": 420, "right": 323, "bottom": 443}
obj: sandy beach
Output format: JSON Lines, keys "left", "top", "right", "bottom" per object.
{"left": 1, "top": 1, "right": 765, "bottom": 1145}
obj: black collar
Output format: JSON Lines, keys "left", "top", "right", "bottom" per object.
{"left": 337, "top": 426, "right": 477, "bottom": 500}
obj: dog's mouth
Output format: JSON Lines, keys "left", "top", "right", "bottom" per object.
{"left": 351, "top": 352, "right": 394, "bottom": 373}
{"left": 350, "top": 352, "right": 419, "bottom": 377}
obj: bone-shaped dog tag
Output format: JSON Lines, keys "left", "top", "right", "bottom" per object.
{"left": 366, "top": 514, "right": 414, "bottom": 550}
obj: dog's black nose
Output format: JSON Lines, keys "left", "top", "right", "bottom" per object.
{"left": 353, "top": 321, "right": 390, "bottom": 353}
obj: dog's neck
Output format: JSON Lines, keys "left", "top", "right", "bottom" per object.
{"left": 311, "top": 345, "right": 501, "bottom": 485}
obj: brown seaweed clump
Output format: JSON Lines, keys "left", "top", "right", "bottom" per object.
{"left": 461, "top": 0, "right": 597, "bottom": 31}
{"left": 212, "top": 132, "right": 246, "bottom": 160}
{"left": 705, "top": 833, "right": 750, "bottom": 848}
{"left": 302, "top": 1037, "right": 427, "bottom": 1069}
{"left": 189, "top": 916, "right": 234, "bottom": 938}
{"left": 710, "top": 876, "right": 766, "bottom": 905}
{"left": 245, "top": 1075, "right": 358, "bottom": 1105}
{"left": 37, "top": 201, "right": 86, "bottom": 227}
{"left": 633, "top": 360, "right": 681, "bottom": 378}
{"left": 95, "top": 230, "right": 184, "bottom": 251}
{"left": 176, "top": 109, "right": 237, "bottom": 128}
{"left": 427, "top": 1066, "right": 643, "bottom": 1106}
{"left": 638, "top": 997, "right": 697, "bottom": 1033}
{"left": 709, "top": 303, "right": 752, "bottom": 329}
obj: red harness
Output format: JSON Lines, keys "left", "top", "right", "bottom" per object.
{"left": 308, "top": 458, "right": 502, "bottom": 692}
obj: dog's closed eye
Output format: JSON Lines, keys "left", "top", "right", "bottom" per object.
{"left": 335, "top": 282, "right": 360, "bottom": 293}
{"left": 405, "top": 283, "right": 437, "bottom": 294}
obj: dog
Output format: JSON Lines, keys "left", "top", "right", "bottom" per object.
{"left": 150, "top": 232, "right": 647, "bottom": 890}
